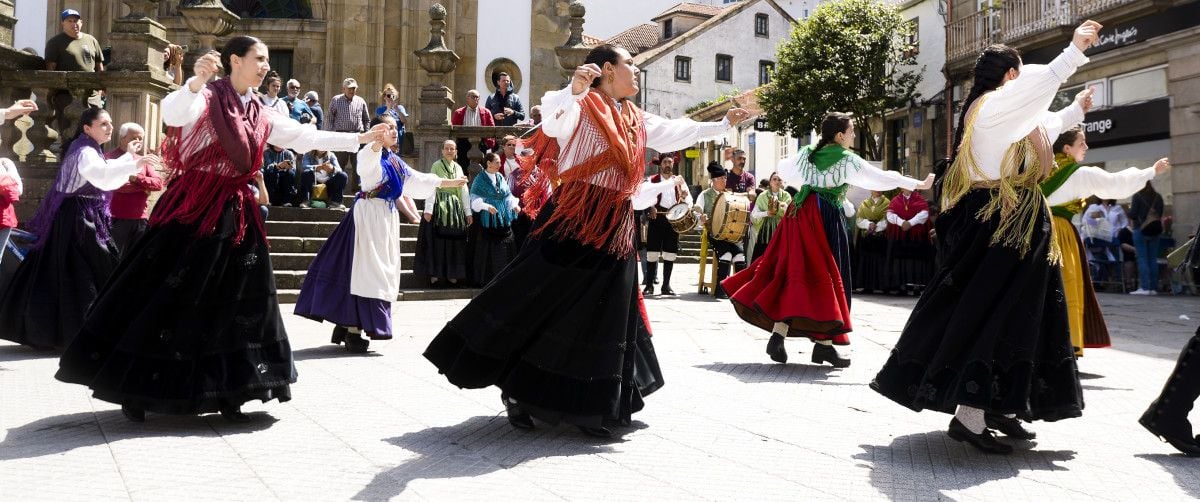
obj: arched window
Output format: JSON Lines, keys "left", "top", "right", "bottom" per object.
{"left": 221, "top": 0, "right": 313, "bottom": 18}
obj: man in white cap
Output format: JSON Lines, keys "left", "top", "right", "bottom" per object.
{"left": 326, "top": 77, "right": 371, "bottom": 188}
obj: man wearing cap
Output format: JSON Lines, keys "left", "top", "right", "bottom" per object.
{"left": 485, "top": 72, "right": 524, "bottom": 127}
{"left": 326, "top": 77, "right": 371, "bottom": 187}
{"left": 45, "top": 10, "right": 104, "bottom": 73}
{"left": 304, "top": 91, "right": 324, "bottom": 130}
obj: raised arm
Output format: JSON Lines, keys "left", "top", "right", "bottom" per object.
{"left": 78, "top": 149, "right": 141, "bottom": 191}
{"left": 845, "top": 156, "right": 930, "bottom": 192}
{"left": 1045, "top": 164, "right": 1161, "bottom": 206}
{"left": 643, "top": 112, "right": 730, "bottom": 153}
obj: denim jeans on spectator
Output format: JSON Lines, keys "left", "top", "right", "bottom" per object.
{"left": 300, "top": 170, "right": 348, "bottom": 204}
{"left": 1133, "top": 228, "right": 1161, "bottom": 291}
{"left": 263, "top": 167, "right": 297, "bottom": 206}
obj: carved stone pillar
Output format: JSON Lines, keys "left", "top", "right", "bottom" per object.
{"left": 555, "top": 1, "right": 591, "bottom": 86}
{"left": 179, "top": 0, "right": 238, "bottom": 55}
{"left": 413, "top": 4, "right": 461, "bottom": 172}
{"left": 107, "top": 0, "right": 171, "bottom": 76}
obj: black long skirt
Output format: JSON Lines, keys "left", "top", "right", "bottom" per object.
{"left": 0, "top": 197, "right": 120, "bottom": 350}
{"left": 469, "top": 219, "right": 514, "bottom": 287}
{"left": 870, "top": 189, "right": 1082, "bottom": 422}
{"left": 424, "top": 196, "right": 664, "bottom": 428}
{"left": 852, "top": 232, "right": 887, "bottom": 293}
{"left": 55, "top": 199, "right": 294, "bottom": 414}
{"left": 413, "top": 204, "right": 469, "bottom": 283}
{"left": 885, "top": 233, "right": 934, "bottom": 291}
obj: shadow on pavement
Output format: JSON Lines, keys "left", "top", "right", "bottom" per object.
{"left": 292, "top": 346, "right": 384, "bottom": 360}
{"left": 0, "top": 344, "right": 60, "bottom": 362}
{"left": 695, "top": 362, "right": 855, "bottom": 385}
{"left": 1136, "top": 453, "right": 1200, "bottom": 498}
{"left": 854, "top": 431, "right": 1075, "bottom": 499}
{"left": 354, "top": 415, "right": 619, "bottom": 500}
{"left": 0, "top": 410, "right": 278, "bottom": 461}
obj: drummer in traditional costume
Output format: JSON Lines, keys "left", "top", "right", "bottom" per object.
{"left": 1044, "top": 125, "right": 1169, "bottom": 356}
{"left": 695, "top": 163, "right": 746, "bottom": 299}
{"left": 853, "top": 190, "right": 890, "bottom": 293}
{"left": 424, "top": 44, "right": 748, "bottom": 438}
{"left": 884, "top": 188, "right": 933, "bottom": 294}
{"left": 56, "top": 38, "right": 392, "bottom": 422}
{"left": 722, "top": 112, "right": 933, "bottom": 366}
{"left": 871, "top": 22, "right": 1102, "bottom": 454}
{"left": 643, "top": 156, "right": 692, "bottom": 296}
{"left": 748, "top": 172, "right": 790, "bottom": 263}
{"left": 295, "top": 115, "right": 466, "bottom": 353}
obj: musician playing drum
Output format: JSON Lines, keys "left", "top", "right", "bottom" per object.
{"left": 643, "top": 156, "right": 693, "bottom": 296}
{"left": 695, "top": 162, "right": 744, "bottom": 299}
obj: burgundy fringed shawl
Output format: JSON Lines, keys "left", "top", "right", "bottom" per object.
{"left": 518, "top": 89, "right": 647, "bottom": 257}
{"left": 152, "top": 78, "right": 272, "bottom": 245}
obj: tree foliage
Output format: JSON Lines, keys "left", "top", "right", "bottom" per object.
{"left": 758, "top": 0, "right": 921, "bottom": 160}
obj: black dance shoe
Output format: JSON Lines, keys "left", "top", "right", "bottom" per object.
{"left": 577, "top": 425, "right": 613, "bottom": 438}
{"left": 219, "top": 404, "right": 252, "bottom": 423}
{"left": 501, "top": 394, "right": 534, "bottom": 430}
{"left": 660, "top": 285, "right": 676, "bottom": 296}
{"left": 121, "top": 403, "right": 145, "bottom": 423}
{"left": 947, "top": 418, "right": 1013, "bottom": 455}
{"left": 330, "top": 325, "right": 348, "bottom": 345}
{"left": 811, "top": 344, "right": 850, "bottom": 368}
{"left": 642, "top": 283, "right": 654, "bottom": 295}
{"left": 985, "top": 413, "right": 1037, "bottom": 440}
{"left": 1139, "top": 413, "right": 1200, "bottom": 457}
{"left": 344, "top": 332, "right": 370, "bottom": 353}
{"left": 766, "top": 334, "right": 787, "bottom": 364}
{"left": 715, "top": 284, "right": 730, "bottom": 300}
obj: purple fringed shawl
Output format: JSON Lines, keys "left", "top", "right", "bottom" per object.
{"left": 26, "top": 135, "right": 112, "bottom": 249}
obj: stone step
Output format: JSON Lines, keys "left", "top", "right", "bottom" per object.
{"left": 277, "top": 286, "right": 479, "bottom": 303}
{"left": 265, "top": 220, "right": 342, "bottom": 238}
{"left": 268, "top": 236, "right": 328, "bottom": 254}
{"left": 271, "top": 252, "right": 415, "bottom": 271}
{"left": 266, "top": 205, "right": 351, "bottom": 222}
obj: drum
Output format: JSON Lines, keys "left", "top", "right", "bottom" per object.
{"left": 711, "top": 192, "right": 751, "bottom": 243}
{"left": 666, "top": 202, "right": 699, "bottom": 234}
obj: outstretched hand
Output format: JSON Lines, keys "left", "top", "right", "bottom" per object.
{"left": 1154, "top": 158, "right": 1171, "bottom": 175}
{"left": 3, "top": 99, "right": 37, "bottom": 120}
{"left": 1072, "top": 20, "right": 1103, "bottom": 51}
{"left": 917, "top": 173, "right": 935, "bottom": 190}
{"left": 1075, "top": 87, "right": 1095, "bottom": 113}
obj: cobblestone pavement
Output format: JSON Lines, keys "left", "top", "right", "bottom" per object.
{"left": 2, "top": 264, "right": 1199, "bottom": 501}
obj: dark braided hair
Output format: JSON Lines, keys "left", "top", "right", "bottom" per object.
{"left": 583, "top": 44, "right": 624, "bottom": 88}
{"left": 1052, "top": 126, "right": 1084, "bottom": 154}
{"left": 950, "top": 44, "right": 1021, "bottom": 165}
{"left": 809, "top": 112, "right": 854, "bottom": 163}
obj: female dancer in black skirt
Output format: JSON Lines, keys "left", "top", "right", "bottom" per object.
{"left": 0, "top": 107, "right": 145, "bottom": 350}
{"left": 55, "top": 37, "right": 388, "bottom": 422}
{"left": 870, "top": 21, "right": 1101, "bottom": 454}
{"left": 424, "top": 44, "right": 748, "bottom": 437}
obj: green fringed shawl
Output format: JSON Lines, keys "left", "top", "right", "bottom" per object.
{"left": 1041, "top": 153, "right": 1086, "bottom": 220}
{"left": 789, "top": 144, "right": 856, "bottom": 208}
{"left": 753, "top": 188, "right": 790, "bottom": 237}
{"left": 431, "top": 158, "right": 467, "bottom": 229}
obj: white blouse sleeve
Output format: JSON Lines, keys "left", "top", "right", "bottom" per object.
{"left": 355, "top": 145, "right": 384, "bottom": 189}
{"left": 975, "top": 44, "right": 1089, "bottom": 146}
{"left": 162, "top": 78, "right": 208, "bottom": 128}
{"left": 643, "top": 112, "right": 730, "bottom": 153}
{"left": 844, "top": 156, "right": 923, "bottom": 191}
{"left": 632, "top": 178, "right": 678, "bottom": 211}
{"left": 775, "top": 155, "right": 803, "bottom": 187}
{"left": 0, "top": 158, "right": 22, "bottom": 196}
{"left": 751, "top": 204, "right": 767, "bottom": 222}
{"left": 507, "top": 194, "right": 520, "bottom": 211}
{"left": 469, "top": 195, "right": 491, "bottom": 213}
{"left": 1044, "top": 165, "right": 1157, "bottom": 206}
{"left": 401, "top": 168, "right": 441, "bottom": 201}
{"left": 77, "top": 149, "right": 140, "bottom": 192}
{"left": 1041, "top": 102, "right": 1085, "bottom": 144}
{"left": 909, "top": 210, "right": 930, "bottom": 225}
{"left": 267, "top": 111, "right": 360, "bottom": 153}
{"left": 539, "top": 86, "right": 586, "bottom": 140}
{"left": 841, "top": 200, "right": 856, "bottom": 218}
{"left": 886, "top": 210, "right": 902, "bottom": 226}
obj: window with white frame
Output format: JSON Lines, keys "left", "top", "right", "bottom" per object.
{"left": 1109, "top": 66, "right": 1167, "bottom": 106}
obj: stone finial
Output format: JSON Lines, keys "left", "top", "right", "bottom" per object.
{"left": 121, "top": 0, "right": 162, "bottom": 20}
{"left": 414, "top": 2, "right": 460, "bottom": 81}
{"left": 556, "top": 0, "right": 590, "bottom": 72}
{"left": 179, "top": 0, "right": 239, "bottom": 54}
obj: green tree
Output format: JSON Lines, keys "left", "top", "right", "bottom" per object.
{"left": 758, "top": 0, "right": 921, "bottom": 160}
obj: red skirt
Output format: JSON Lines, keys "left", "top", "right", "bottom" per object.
{"left": 722, "top": 196, "right": 851, "bottom": 344}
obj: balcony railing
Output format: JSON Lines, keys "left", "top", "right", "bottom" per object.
{"left": 946, "top": 0, "right": 1144, "bottom": 65}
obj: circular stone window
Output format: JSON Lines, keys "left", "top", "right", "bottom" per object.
{"left": 484, "top": 58, "right": 523, "bottom": 95}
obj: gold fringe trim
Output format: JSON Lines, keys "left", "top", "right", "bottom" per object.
{"left": 942, "top": 95, "right": 1061, "bottom": 264}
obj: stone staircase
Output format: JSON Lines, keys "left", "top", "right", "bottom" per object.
{"left": 266, "top": 205, "right": 479, "bottom": 303}
{"left": 676, "top": 231, "right": 702, "bottom": 263}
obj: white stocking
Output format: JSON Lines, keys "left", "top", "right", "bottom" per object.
{"left": 955, "top": 405, "right": 986, "bottom": 434}
{"left": 772, "top": 321, "right": 788, "bottom": 336}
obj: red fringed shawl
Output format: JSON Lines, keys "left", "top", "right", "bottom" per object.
{"left": 885, "top": 191, "right": 930, "bottom": 241}
{"left": 518, "top": 89, "right": 647, "bottom": 256}
{"left": 152, "top": 78, "right": 272, "bottom": 245}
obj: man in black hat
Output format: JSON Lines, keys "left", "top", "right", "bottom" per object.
{"left": 485, "top": 72, "right": 525, "bottom": 127}
{"left": 695, "top": 162, "right": 745, "bottom": 299}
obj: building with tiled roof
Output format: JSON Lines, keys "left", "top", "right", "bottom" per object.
{"left": 605, "top": 23, "right": 662, "bottom": 56}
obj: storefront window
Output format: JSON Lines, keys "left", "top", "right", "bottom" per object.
{"left": 1110, "top": 67, "right": 1167, "bottom": 106}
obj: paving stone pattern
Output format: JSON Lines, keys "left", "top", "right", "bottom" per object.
{"left": 2, "top": 264, "right": 1199, "bottom": 501}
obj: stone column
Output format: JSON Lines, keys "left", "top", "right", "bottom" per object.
{"left": 0, "top": 0, "right": 16, "bottom": 48}
{"left": 107, "top": 1, "right": 170, "bottom": 76}
{"left": 413, "top": 3, "right": 460, "bottom": 173}
{"left": 179, "top": 0, "right": 238, "bottom": 55}
{"left": 1167, "top": 33, "right": 1200, "bottom": 240}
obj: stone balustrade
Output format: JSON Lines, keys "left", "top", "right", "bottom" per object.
{"left": 413, "top": 124, "right": 534, "bottom": 176}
